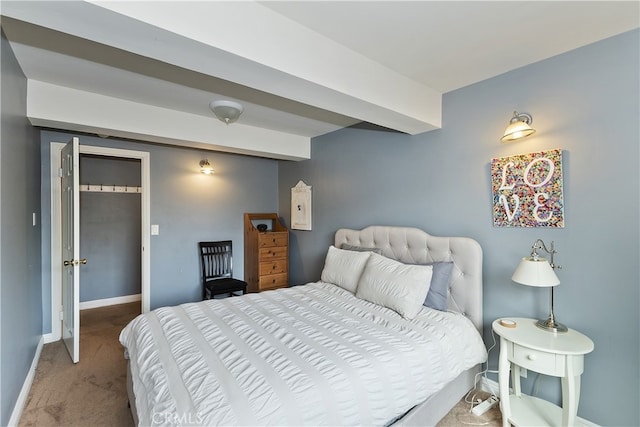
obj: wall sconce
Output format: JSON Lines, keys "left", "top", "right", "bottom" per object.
{"left": 511, "top": 239, "right": 567, "bottom": 333}
{"left": 209, "top": 100, "right": 243, "bottom": 125}
{"left": 501, "top": 111, "right": 536, "bottom": 142}
{"left": 199, "top": 159, "right": 214, "bottom": 175}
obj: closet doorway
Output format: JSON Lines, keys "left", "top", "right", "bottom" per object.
{"left": 49, "top": 142, "right": 150, "bottom": 362}
{"left": 79, "top": 154, "right": 142, "bottom": 310}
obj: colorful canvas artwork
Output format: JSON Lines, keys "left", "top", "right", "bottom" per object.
{"left": 491, "top": 148, "right": 564, "bottom": 228}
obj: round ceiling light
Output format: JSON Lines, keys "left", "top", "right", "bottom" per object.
{"left": 209, "top": 100, "right": 244, "bottom": 125}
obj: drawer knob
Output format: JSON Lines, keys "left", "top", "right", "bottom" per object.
{"left": 527, "top": 354, "right": 537, "bottom": 361}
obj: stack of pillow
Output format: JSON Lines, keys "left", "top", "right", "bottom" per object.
{"left": 320, "top": 245, "right": 453, "bottom": 320}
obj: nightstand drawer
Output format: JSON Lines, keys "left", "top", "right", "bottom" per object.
{"left": 511, "top": 343, "right": 564, "bottom": 376}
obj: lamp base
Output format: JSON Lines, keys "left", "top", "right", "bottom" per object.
{"left": 536, "top": 318, "right": 568, "bottom": 333}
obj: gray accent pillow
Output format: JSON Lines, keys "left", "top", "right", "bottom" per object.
{"left": 341, "top": 243, "right": 383, "bottom": 255}
{"left": 423, "top": 262, "right": 454, "bottom": 311}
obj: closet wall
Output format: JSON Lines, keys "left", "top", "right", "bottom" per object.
{"left": 79, "top": 155, "right": 141, "bottom": 303}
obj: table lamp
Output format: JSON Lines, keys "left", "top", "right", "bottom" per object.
{"left": 512, "top": 239, "right": 567, "bottom": 333}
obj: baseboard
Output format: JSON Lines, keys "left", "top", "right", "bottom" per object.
{"left": 80, "top": 293, "right": 141, "bottom": 310}
{"left": 43, "top": 332, "right": 57, "bottom": 344}
{"left": 479, "top": 377, "right": 599, "bottom": 426}
{"left": 479, "top": 375, "right": 500, "bottom": 396}
{"left": 8, "top": 336, "right": 44, "bottom": 427}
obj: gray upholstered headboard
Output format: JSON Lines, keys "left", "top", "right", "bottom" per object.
{"left": 335, "top": 226, "right": 483, "bottom": 334}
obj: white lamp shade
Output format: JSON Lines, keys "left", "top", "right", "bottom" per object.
{"left": 501, "top": 120, "right": 536, "bottom": 142}
{"left": 511, "top": 257, "right": 560, "bottom": 287}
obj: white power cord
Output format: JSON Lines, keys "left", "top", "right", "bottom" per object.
{"left": 461, "top": 328, "right": 501, "bottom": 425}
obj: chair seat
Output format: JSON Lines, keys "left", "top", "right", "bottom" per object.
{"left": 204, "top": 277, "right": 247, "bottom": 297}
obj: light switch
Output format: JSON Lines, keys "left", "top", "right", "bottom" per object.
{"left": 32, "top": 212, "right": 37, "bottom": 227}
{"left": 151, "top": 224, "right": 159, "bottom": 235}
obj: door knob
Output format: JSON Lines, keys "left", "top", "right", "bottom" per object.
{"left": 63, "top": 259, "right": 88, "bottom": 266}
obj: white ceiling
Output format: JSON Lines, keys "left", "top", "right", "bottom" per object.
{"left": 1, "top": 1, "right": 638, "bottom": 160}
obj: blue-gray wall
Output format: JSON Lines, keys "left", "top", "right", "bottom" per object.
{"left": 40, "top": 131, "right": 279, "bottom": 331}
{"left": 278, "top": 30, "right": 639, "bottom": 426}
{"left": 79, "top": 155, "right": 141, "bottom": 302}
{"left": 2, "top": 21, "right": 637, "bottom": 427}
{"left": 0, "top": 29, "right": 43, "bottom": 425}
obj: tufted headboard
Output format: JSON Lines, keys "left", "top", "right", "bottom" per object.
{"left": 335, "top": 226, "right": 483, "bottom": 334}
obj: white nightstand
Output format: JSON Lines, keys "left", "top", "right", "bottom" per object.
{"left": 492, "top": 318, "right": 594, "bottom": 427}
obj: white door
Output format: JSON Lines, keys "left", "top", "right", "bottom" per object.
{"left": 61, "top": 137, "right": 83, "bottom": 363}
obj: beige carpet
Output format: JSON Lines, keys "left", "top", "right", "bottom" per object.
{"left": 19, "top": 302, "right": 139, "bottom": 427}
{"left": 436, "top": 390, "right": 502, "bottom": 427}
{"left": 20, "top": 302, "right": 501, "bottom": 426}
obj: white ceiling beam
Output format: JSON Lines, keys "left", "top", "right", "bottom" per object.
{"left": 4, "top": 0, "right": 442, "bottom": 135}
{"left": 27, "top": 81, "right": 310, "bottom": 161}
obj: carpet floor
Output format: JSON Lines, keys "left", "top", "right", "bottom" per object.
{"left": 19, "top": 302, "right": 140, "bottom": 427}
{"left": 19, "top": 302, "right": 501, "bottom": 426}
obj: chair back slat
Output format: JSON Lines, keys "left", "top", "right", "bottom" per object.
{"left": 199, "top": 241, "right": 234, "bottom": 280}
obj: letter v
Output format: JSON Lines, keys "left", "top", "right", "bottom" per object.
{"left": 499, "top": 194, "right": 520, "bottom": 221}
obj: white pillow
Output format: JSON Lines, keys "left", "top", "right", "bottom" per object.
{"left": 356, "top": 252, "right": 433, "bottom": 319}
{"left": 320, "top": 245, "right": 371, "bottom": 293}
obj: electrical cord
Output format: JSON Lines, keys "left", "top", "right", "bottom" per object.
{"left": 463, "top": 328, "right": 501, "bottom": 422}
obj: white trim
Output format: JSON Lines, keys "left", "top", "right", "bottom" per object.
{"left": 480, "top": 377, "right": 599, "bottom": 426}
{"left": 479, "top": 375, "right": 500, "bottom": 396}
{"left": 50, "top": 142, "right": 151, "bottom": 342}
{"left": 49, "top": 142, "right": 65, "bottom": 341}
{"left": 8, "top": 336, "right": 44, "bottom": 427}
{"left": 43, "top": 332, "right": 57, "bottom": 344}
{"left": 79, "top": 293, "right": 141, "bottom": 311}
{"left": 77, "top": 144, "right": 151, "bottom": 314}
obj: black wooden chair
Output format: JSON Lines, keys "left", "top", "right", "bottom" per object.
{"left": 199, "top": 241, "right": 247, "bottom": 299}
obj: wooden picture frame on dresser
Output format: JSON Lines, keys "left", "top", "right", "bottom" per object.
{"left": 244, "top": 213, "right": 289, "bottom": 293}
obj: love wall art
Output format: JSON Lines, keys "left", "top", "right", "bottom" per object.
{"left": 491, "top": 148, "right": 564, "bottom": 228}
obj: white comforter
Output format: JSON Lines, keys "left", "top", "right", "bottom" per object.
{"left": 120, "top": 282, "right": 487, "bottom": 426}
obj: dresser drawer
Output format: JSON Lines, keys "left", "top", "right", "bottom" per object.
{"left": 259, "top": 246, "right": 287, "bottom": 260}
{"left": 259, "top": 260, "right": 287, "bottom": 275}
{"left": 259, "top": 273, "right": 288, "bottom": 290}
{"left": 258, "top": 233, "right": 288, "bottom": 248}
{"left": 510, "top": 343, "right": 564, "bottom": 376}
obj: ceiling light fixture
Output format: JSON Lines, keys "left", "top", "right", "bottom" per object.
{"left": 199, "top": 159, "right": 214, "bottom": 175}
{"left": 501, "top": 111, "right": 536, "bottom": 142}
{"left": 209, "top": 100, "right": 244, "bottom": 125}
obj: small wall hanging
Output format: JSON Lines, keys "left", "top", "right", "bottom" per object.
{"left": 291, "top": 180, "right": 312, "bottom": 230}
{"left": 491, "top": 148, "right": 564, "bottom": 228}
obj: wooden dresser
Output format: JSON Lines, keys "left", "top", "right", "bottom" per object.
{"left": 244, "top": 213, "right": 289, "bottom": 293}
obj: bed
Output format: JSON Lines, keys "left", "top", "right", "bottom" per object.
{"left": 120, "top": 226, "right": 486, "bottom": 426}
